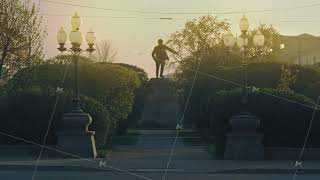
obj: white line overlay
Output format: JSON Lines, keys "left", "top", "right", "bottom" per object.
{"left": 32, "top": 63, "right": 70, "bottom": 180}
{"left": 2, "top": 57, "right": 320, "bottom": 180}
{"left": 292, "top": 96, "right": 320, "bottom": 180}
{"left": 0, "top": 131, "right": 152, "bottom": 180}
{"left": 162, "top": 58, "right": 202, "bottom": 180}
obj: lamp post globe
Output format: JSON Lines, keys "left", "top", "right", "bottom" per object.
{"left": 253, "top": 29, "right": 265, "bottom": 47}
{"left": 71, "top": 12, "right": 82, "bottom": 31}
{"left": 239, "top": 15, "right": 249, "bottom": 34}
{"left": 69, "top": 30, "right": 83, "bottom": 52}
{"left": 69, "top": 30, "right": 82, "bottom": 45}
{"left": 57, "top": 26, "right": 67, "bottom": 44}
{"left": 86, "top": 28, "right": 96, "bottom": 54}
{"left": 236, "top": 36, "right": 248, "bottom": 48}
{"left": 57, "top": 26, "right": 67, "bottom": 51}
{"left": 86, "top": 28, "right": 96, "bottom": 45}
{"left": 224, "top": 31, "right": 236, "bottom": 48}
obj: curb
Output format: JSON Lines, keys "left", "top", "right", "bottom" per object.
{"left": 1, "top": 165, "right": 320, "bottom": 174}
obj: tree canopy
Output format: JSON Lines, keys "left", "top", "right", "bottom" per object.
{"left": 0, "top": 0, "right": 45, "bottom": 83}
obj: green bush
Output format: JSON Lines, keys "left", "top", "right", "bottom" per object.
{"left": 302, "top": 81, "right": 320, "bottom": 100}
{"left": 175, "top": 62, "right": 320, "bottom": 126}
{"left": 0, "top": 89, "right": 110, "bottom": 148}
{"left": 203, "top": 88, "right": 320, "bottom": 156}
{"left": 115, "top": 63, "right": 149, "bottom": 131}
{"left": 6, "top": 59, "right": 141, "bottom": 133}
{"left": 115, "top": 63, "right": 148, "bottom": 85}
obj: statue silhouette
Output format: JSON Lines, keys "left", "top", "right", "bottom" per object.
{"left": 152, "top": 39, "right": 178, "bottom": 78}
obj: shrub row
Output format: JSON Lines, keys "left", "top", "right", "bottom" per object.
{"left": 0, "top": 89, "right": 110, "bottom": 148}
{"left": 2, "top": 58, "right": 144, "bottom": 147}
{"left": 176, "top": 62, "right": 320, "bottom": 125}
{"left": 202, "top": 88, "right": 320, "bottom": 156}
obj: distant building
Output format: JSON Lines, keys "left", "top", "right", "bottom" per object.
{"left": 276, "top": 34, "right": 320, "bottom": 66}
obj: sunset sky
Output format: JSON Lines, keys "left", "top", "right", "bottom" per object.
{"left": 39, "top": 0, "right": 320, "bottom": 77}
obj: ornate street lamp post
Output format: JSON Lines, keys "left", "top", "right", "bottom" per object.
{"left": 223, "top": 15, "right": 265, "bottom": 110}
{"left": 57, "top": 13, "right": 96, "bottom": 111}
{"left": 56, "top": 13, "right": 97, "bottom": 158}
{"left": 223, "top": 15, "right": 265, "bottom": 160}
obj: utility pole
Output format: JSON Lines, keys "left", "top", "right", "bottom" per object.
{"left": 298, "top": 51, "right": 301, "bottom": 66}
{"left": 297, "top": 36, "right": 302, "bottom": 66}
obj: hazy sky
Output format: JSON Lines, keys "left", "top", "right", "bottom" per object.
{"left": 39, "top": 0, "right": 320, "bottom": 77}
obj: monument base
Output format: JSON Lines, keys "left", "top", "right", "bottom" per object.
{"left": 139, "top": 78, "right": 181, "bottom": 129}
{"left": 56, "top": 111, "right": 97, "bottom": 159}
{"left": 56, "top": 131, "right": 97, "bottom": 159}
{"left": 224, "top": 133, "right": 264, "bottom": 160}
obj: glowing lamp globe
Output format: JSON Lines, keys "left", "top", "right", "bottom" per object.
{"left": 86, "top": 28, "right": 96, "bottom": 45}
{"left": 69, "top": 30, "right": 83, "bottom": 45}
{"left": 57, "top": 26, "right": 67, "bottom": 44}
{"left": 253, "top": 30, "right": 265, "bottom": 47}
{"left": 71, "top": 12, "right": 82, "bottom": 30}
{"left": 223, "top": 31, "right": 236, "bottom": 48}
{"left": 236, "top": 36, "right": 248, "bottom": 48}
{"left": 239, "top": 15, "right": 249, "bottom": 33}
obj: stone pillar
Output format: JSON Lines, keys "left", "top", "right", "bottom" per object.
{"left": 224, "top": 113, "right": 264, "bottom": 160}
{"left": 56, "top": 110, "right": 97, "bottom": 158}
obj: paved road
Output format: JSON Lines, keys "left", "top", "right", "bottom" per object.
{"left": 0, "top": 170, "right": 319, "bottom": 180}
{"left": 1, "top": 129, "right": 320, "bottom": 179}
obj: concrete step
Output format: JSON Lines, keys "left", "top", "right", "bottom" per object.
{"left": 111, "top": 129, "right": 209, "bottom": 146}
{"left": 113, "top": 145, "right": 209, "bottom": 151}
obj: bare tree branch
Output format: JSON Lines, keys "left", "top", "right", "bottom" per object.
{"left": 92, "top": 40, "right": 118, "bottom": 63}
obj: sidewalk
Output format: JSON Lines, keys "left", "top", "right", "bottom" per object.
{"left": 1, "top": 158, "right": 320, "bottom": 174}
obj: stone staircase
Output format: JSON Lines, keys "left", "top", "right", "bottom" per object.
{"left": 110, "top": 129, "right": 212, "bottom": 160}
{"left": 110, "top": 78, "right": 212, "bottom": 161}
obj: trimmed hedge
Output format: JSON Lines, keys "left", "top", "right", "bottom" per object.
{"left": 0, "top": 89, "right": 110, "bottom": 148}
{"left": 114, "top": 63, "right": 149, "bottom": 132}
{"left": 203, "top": 88, "right": 320, "bottom": 156}
{"left": 175, "top": 62, "right": 320, "bottom": 125}
{"left": 3, "top": 58, "right": 144, "bottom": 146}
{"left": 6, "top": 60, "right": 141, "bottom": 131}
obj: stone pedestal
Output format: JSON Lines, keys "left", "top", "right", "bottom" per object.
{"left": 56, "top": 110, "right": 97, "bottom": 158}
{"left": 139, "top": 78, "right": 181, "bottom": 129}
{"left": 224, "top": 113, "right": 264, "bottom": 160}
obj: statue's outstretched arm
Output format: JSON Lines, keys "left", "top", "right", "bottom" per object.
{"left": 165, "top": 46, "right": 178, "bottom": 55}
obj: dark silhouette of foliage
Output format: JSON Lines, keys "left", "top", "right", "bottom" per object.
{"left": 0, "top": 89, "right": 110, "bottom": 148}
{"left": 175, "top": 62, "right": 320, "bottom": 128}
{"left": 0, "top": 0, "right": 45, "bottom": 83}
{"left": 5, "top": 57, "right": 143, "bottom": 143}
{"left": 204, "top": 88, "right": 318, "bottom": 156}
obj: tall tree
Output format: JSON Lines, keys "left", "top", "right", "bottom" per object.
{"left": 93, "top": 40, "right": 118, "bottom": 63}
{"left": 168, "top": 16, "right": 281, "bottom": 124}
{"left": 247, "top": 24, "right": 281, "bottom": 62}
{"left": 168, "top": 16, "right": 230, "bottom": 66}
{"left": 0, "top": 0, "right": 45, "bottom": 83}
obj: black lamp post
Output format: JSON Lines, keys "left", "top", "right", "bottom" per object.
{"left": 56, "top": 12, "right": 97, "bottom": 158}
{"left": 223, "top": 15, "right": 266, "bottom": 160}
{"left": 223, "top": 15, "right": 265, "bottom": 110}
{"left": 56, "top": 13, "right": 96, "bottom": 111}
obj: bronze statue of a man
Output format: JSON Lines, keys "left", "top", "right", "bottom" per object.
{"left": 152, "top": 39, "right": 178, "bottom": 78}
